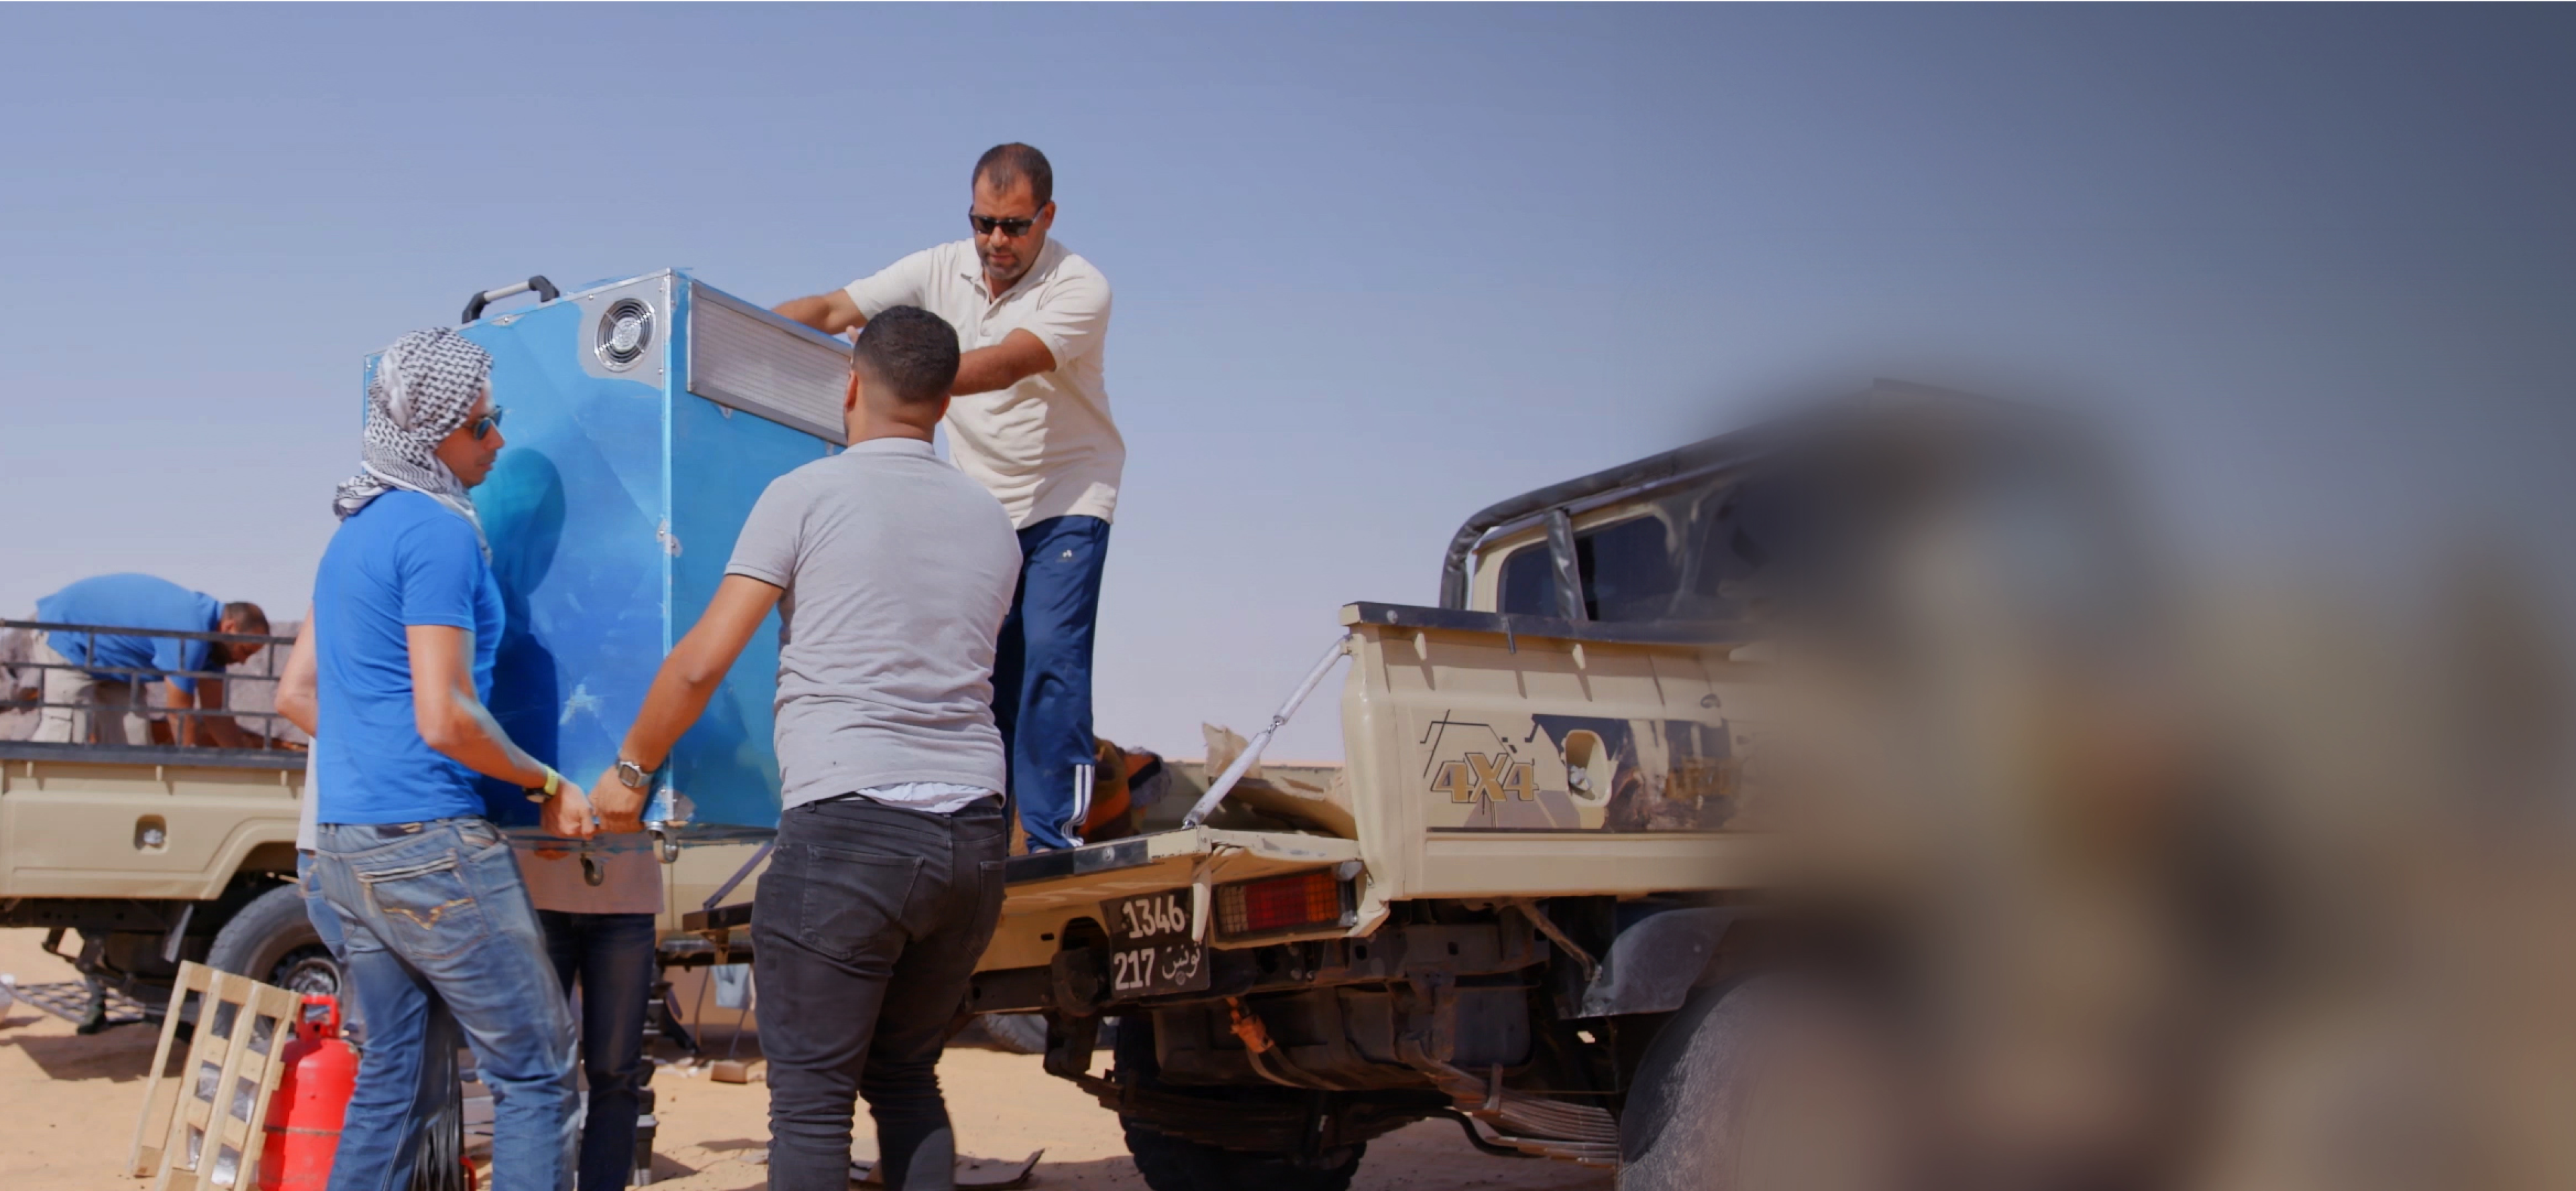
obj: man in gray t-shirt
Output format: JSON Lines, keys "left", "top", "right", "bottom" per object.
{"left": 727, "top": 427, "right": 1019, "bottom": 811}
{"left": 586, "top": 307, "right": 1019, "bottom": 1191}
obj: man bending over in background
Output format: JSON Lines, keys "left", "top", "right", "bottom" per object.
{"left": 25, "top": 573, "right": 267, "bottom": 746}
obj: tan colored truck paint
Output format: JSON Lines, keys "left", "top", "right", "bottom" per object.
{"left": 0, "top": 754, "right": 301, "bottom": 900}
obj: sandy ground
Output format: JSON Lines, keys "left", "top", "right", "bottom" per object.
{"left": 0, "top": 927, "right": 1609, "bottom": 1190}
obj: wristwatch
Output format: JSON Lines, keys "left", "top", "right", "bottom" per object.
{"left": 615, "top": 757, "right": 655, "bottom": 791}
{"left": 524, "top": 767, "right": 561, "bottom": 804}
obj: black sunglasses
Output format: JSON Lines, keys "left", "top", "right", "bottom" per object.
{"left": 969, "top": 211, "right": 1037, "bottom": 237}
{"left": 471, "top": 404, "right": 506, "bottom": 441}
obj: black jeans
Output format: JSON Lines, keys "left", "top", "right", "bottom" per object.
{"left": 539, "top": 911, "right": 657, "bottom": 1191}
{"left": 751, "top": 795, "right": 1008, "bottom": 1191}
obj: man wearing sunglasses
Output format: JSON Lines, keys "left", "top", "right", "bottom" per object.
{"left": 775, "top": 142, "right": 1120, "bottom": 854}
{"left": 309, "top": 328, "right": 590, "bottom": 1191}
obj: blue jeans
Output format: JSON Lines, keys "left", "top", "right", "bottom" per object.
{"left": 298, "top": 850, "right": 347, "bottom": 962}
{"left": 313, "top": 819, "right": 578, "bottom": 1191}
{"left": 993, "top": 514, "right": 1110, "bottom": 852}
{"left": 538, "top": 911, "right": 656, "bottom": 1191}
{"left": 298, "top": 852, "right": 463, "bottom": 1173}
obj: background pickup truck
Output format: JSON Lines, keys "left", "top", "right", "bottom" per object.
{"left": 0, "top": 625, "right": 805, "bottom": 1036}
{"left": 0, "top": 723, "right": 821, "bottom": 1036}
{"left": 0, "top": 623, "right": 320, "bottom": 1029}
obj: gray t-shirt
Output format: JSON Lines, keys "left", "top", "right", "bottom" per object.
{"left": 297, "top": 748, "right": 319, "bottom": 851}
{"left": 725, "top": 437, "right": 1021, "bottom": 811}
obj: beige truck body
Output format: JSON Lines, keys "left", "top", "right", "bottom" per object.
{"left": 0, "top": 747, "right": 303, "bottom": 901}
{"left": 0, "top": 744, "right": 759, "bottom": 935}
{"left": 978, "top": 604, "right": 1757, "bottom": 974}
{"left": 0, "top": 743, "right": 782, "bottom": 1013}
{"left": 953, "top": 594, "right": 1758, "bottom": 1173}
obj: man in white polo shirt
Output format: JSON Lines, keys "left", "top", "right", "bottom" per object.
{"left": 776, "top": 142, "right": 1120, "bottom": 853}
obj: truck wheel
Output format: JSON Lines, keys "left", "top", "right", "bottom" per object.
{"left": 977, "top": 1012, "right": 1051, "bottom": 1054}
{"left": 1619, "top": 976, "right": 1907, "bottom": 1191}
{"left": 1122, "top": 1121, "right": 1363, "bottom": 1191}
{"left": 1111, "top": 1015, "right": 1362, "bottom": 1191}
{"left": 205, "top": 883, "right": 342, "bottom": 1001}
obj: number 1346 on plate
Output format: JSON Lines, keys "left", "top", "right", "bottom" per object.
{"left": 1099, "top": 890, "right": 1211, "bottom": 997}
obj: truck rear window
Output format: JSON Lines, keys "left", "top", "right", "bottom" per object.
{"left": 1494, "top": 515, "right": 1680, "bottom": 622}
{"left": 1497, "top": 542, "right": 1558, "bottom": 617}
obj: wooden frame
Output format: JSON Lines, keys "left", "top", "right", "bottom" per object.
{"left": 127, "top": 962, "right": 303, "bottom": 1190}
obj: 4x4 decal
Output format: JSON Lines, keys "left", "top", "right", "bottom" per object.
{"left": 1430, "top": 752, "right": 1538, "bottom": 803}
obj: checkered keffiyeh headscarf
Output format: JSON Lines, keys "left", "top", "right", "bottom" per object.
{"left": 333, "top": 328, "right": 493, "bottom": 555}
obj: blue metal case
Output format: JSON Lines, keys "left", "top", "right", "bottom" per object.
{"left": 394, "top": 270, "right": 851, "bottom": 841}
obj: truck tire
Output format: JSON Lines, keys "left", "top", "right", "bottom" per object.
{"left": 1123, "top": 1121, "right": 1363, "bottom": 1191}
{"left": 205, "top": 882, "right": 342, "bottom": 1001}
{"left": 1111, "top": 1014, "right": 1363, "bottom": 1191}
{"left": 1619, "top": 976, "right": 1906, "bottom": 1191}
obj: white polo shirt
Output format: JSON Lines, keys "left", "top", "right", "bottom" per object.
{"left": 843, "top": 238, "right": 1124, "bottom": 528}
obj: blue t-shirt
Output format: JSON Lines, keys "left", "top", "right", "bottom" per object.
{"left": 313, "top": 492, "right": 504, "bottom": 825}
{"left": 36, "top": 573, "right": 222, "bottom": 693}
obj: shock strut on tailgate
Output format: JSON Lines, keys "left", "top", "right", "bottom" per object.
{"left": 1180, "top": 633, "right": 1354, "bottom": 828}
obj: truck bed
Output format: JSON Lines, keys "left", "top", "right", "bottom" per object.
{"left": 965, "top": 602, "right": 1760, "bottom": 978}
{"left": 0, "top": 740, "right": 302, "bottom": 901}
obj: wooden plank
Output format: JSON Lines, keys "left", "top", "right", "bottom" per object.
{"left": 150, "top": 964, "right": 300, "bottom": 1191}
{"left": 127, "top": 962, "right": 212, "bottom": 1177}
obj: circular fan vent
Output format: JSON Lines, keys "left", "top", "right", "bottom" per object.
{"left": 594, "top": 298, "right": 655, "bottom": 370}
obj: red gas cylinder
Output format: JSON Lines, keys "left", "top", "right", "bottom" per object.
{"left": 258, "top": 995, "right": 358, "bottom": 1190}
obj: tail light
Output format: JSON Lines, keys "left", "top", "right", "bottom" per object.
{"left": 1216, "top": 868, "right": 1356, "bottom": 940}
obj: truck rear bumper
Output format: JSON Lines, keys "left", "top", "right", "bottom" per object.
{"left": 1004, "top": 826, "right": 1358, "bottom": 899}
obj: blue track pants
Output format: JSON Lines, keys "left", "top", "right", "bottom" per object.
{"left": 991, "top": 515, "right": 1110, "bottom": 852}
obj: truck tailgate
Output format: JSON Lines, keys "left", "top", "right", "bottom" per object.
{"left": 1002, "top": 826, "right": 1356, "bottom": 907}
{"left": 980, "top": 827, "right": 1360, "bottom": 972}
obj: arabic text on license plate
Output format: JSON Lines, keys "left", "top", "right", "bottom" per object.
{"left": 1102, "top": 891, "right": 1210, "bottom": 997}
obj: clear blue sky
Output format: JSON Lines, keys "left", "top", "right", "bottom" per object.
{"left": 3, "top": 6, "right": 2569, "bottom": 760}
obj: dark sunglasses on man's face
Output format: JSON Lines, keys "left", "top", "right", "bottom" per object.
{"left": 471, "top": 404, "right": 506, "bottom": 441}
{"left": 970, "top": 212, "right": 1037, "bottom": 237}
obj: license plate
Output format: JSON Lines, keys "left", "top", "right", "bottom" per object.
{"left": 1100, "top": 889, "right": 1211, "bottom": 997}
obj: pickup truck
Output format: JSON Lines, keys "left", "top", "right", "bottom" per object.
{"left": 0, "top": 626, "right": 321, "bottom": 1029}
{"left": 916, "top": 383, "right": 2170, "bottom": 1191}
{"left": 0, "top": 721, "right": 800, "bottom": 1032}
{"left": 912, "top": 396, "right": 1854, "bottom": 1191}
{"left": 0, "top": 626, "right": 786, "bottom": 1039}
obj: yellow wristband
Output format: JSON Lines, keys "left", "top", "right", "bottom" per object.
{"left": 543, "top": 767, "right": 561, "bottom": 798}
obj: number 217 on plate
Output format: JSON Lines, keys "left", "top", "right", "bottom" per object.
{"left": 1100, "top": 890, "right": 1210, "bottom": 997}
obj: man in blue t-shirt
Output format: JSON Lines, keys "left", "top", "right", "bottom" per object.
{"left": 307, "top": 327, "right": 592, "bottom": 1191}
{"left": 29, "top": 573, "right": 268, "bottom": 747}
